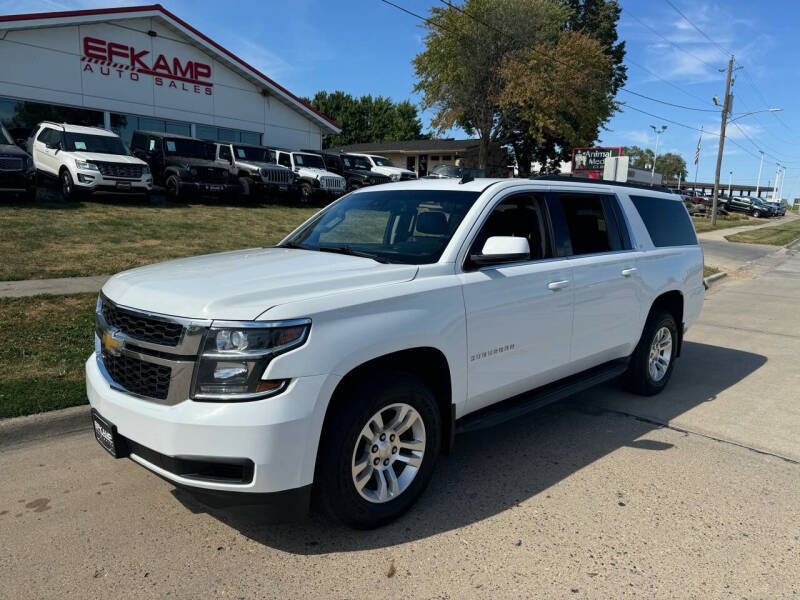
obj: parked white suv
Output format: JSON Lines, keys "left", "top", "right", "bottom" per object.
{"left": 87, "top": 177, "right": 704, "bottom": 528}
{"left": 349, "top": 153, "right": 417, "bottom": 181}
{"left": 272, "top": 149, "right": 345, "bottom": 202}
{"left": 30, "top": 122, "right": 152, "bottom": 200}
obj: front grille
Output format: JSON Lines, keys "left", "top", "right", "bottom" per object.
{"left": 371, "top": 175, "right": 391, "bottom": 185}
{"left": 321, "top": 176, "right": 344, "bottom": 190}
{"left": 262, "top": 168, "right": 291, "bottom": 184}
{"left": 0, "top": 157, "right": 23, "bottom": 171}
{"left": 196, "top": 167, "right": 227, "bottom": 183}
{"left": 102, "top": 352, "right": 171, "bottom": 400}
{"left": 400, "top": 173, "right": 416, "bottom": 181}
{"left": 93, "top": 161, "right": 143, "bottom": 179}
{"left": 101, "top": 302, "right": 184, "bottom": 347}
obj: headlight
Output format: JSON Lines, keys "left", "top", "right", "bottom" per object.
{"left": 141, "top": 165, "right": 150, "bottom": 176}
{"left": 192, "top": 319, "right": 310, "bottom": 402}
{"left": 190, "top": 168, "right": 198, "bottom": 177}
{"left": 390, "top": 173, "right": 400, "bottom": 181}
{"left": 75, "top": 159, "right": 99, "bottom": 171}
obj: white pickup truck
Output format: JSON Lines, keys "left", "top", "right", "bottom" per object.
{"left": 87, "top": 177, "right": 704, "bottom": 528}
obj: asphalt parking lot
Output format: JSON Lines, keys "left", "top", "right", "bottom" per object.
{"left": 2, "top": 248, "right": 800, "bottom": 599}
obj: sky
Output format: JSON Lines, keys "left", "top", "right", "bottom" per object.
{"left": 4, "top": 0, "right": 799, "bottom": 200}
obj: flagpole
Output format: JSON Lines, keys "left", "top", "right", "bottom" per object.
{"left": 693, "top": 126, "right": 703, "bottom": 195}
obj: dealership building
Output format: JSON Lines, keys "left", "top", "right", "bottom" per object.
{"left": 0, "top": 4, "right": 339, "bottom": 148}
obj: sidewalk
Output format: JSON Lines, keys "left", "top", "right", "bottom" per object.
{"left": 0, "top": 275, "right": 109, "bottom": 298}
{"left": 696, "top": 212, "right": 798, "bottom": 242}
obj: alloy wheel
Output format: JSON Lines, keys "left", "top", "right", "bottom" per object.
{"left": 648, "top": 326, "right": 673, "bottom": 382}
{"left": 351, "top": 403, "right": 426, "bottom": 504}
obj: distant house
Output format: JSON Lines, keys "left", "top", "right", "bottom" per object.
{"left": 337, "top": 139, "right": 510, "bottom": 177}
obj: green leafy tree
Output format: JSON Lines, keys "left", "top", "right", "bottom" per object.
{"left": 623, "top": 146, "right": 687, "bottom": 181}
{"left": 305, "top": 91, "right": 427, "bottom": 149}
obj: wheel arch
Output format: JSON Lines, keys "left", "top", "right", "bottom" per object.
{"left": 648, "top": 290, "right": 684, "bottom": 356}
{"left": 318, "top": 347, "right": 455, "bottom": 464}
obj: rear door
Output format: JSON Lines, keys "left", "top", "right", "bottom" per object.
{"left": 548, "top": 190, "right": 643, "bottom": 369}
{"left": 460, "top": 190, "right": 574, "bottom": 412}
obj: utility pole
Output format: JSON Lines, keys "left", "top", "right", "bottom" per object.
{"left": 711, "top": 56, "right": 735, "bottom": 226}
{"left": 755, "top": 150, "right": 764, "bottom": 198}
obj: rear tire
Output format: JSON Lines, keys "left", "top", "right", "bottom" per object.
{"left": 623, "top": 309, "right": 678, "bottom": 396}
{"left": 314, "top": 371, "right": 441, "bottom": 529}
{"left": 753, "top": 209, "right": 761, "bottom": 218}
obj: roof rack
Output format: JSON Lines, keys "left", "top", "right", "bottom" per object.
{"left": 531, "top": 174, "right": 674, "bottom": 194}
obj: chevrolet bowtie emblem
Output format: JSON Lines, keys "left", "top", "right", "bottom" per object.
{"left": 102, "top": 330, "right": 124, "bottom": 356}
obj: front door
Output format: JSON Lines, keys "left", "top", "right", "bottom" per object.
{"left": 460, "top": 191, "right": 574, "bottom": 413}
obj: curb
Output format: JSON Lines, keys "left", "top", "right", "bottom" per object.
{"left": 0, "top": 404, "right": 91, "bottom": 450}
{"left": 703, "top": 272, "right": 727, "bottom": 288}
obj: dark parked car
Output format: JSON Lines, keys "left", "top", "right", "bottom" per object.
{"left": 727, "top": 195, "right": 774, "bottom": 218}
{"left": 424, "top": 164, "right": 485, "bottom": 179}
{"left": 307, "top": 151, "right": 391, "bottom": 191}
{"left": 769, "top": 201, "right": 786, "bottom": 216}
{"left": 131, "top": 131, "right": 241, "bottom": 199}
{"left": 0, "top": 123, "right": 35, "bottom": 199}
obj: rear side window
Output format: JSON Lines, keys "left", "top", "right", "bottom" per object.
{"left": 630, "top": 195, "right": 697, "bottom": 247}
{"left": 556, "top": 193, "right": 617, "bottom": 255}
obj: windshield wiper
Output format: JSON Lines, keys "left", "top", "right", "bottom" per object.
{"left": 318, "top": 245, "right": 390, "bottom": 263}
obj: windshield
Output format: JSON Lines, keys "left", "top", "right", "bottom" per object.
{"left": 165, "top": 138, "right": 215, "bottom": 159}
{"left": 64, "top": 132, "right": 128, "bottom": 155}
{"left": 234, "top": 145, "right": 271, "bottom": 162}
{"left": 294, "top": 153, "right": 325, "bottom": 169}
{"left": 370, "top": 155, "right": 394, "bottom": 167}
{"left": 0, "top": 124, "right": 13, "bottom": 146}
{"left": 280, "top": 189, "right": 482, "bottom": 264}
{"left": 342, "top": 155, "right": 372, "bottom": 170}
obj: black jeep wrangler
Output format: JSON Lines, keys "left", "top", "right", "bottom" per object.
{"left": 131, "top": 131, "right": 241, "bottom": 199}
{"left": 309, "top": 150, "right": 391, "bottom": 192}
{"left": 0, "top": 123, "right": 35, "bottom": 199}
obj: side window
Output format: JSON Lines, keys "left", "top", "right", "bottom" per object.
{"left": 278, "top": 152, "right": 292, "bottom": 169}
{"left": 219, "top": 145, "right": 232, "bottom": 161}
{"left": 36, "top": 128, "right": 51, "bottom": 144}
{"left": 468, "top": 193, "right": 552, "bottom": 266}
{"left": 556, "top": 193, "right": 616, "bottom": 256}
{"left": 630, "top": 195, "right": 697, "bottom": 247}
{"left": 131, "top": 132, "right": 143, "bottom": 150}
{"left": 148, "top": 138, "right": 157, "bottom": 152}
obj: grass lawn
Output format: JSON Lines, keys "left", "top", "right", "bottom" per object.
{"left": 691, "top": 214, "right": 755, "bottom": 233}
{"left": 0, "top": 294, "right": 95, "bottom": 418}
{"left": 703, "top": 265, "right": 720, "bottom": 278}
{"left": 0, "top": 195, "right": 318, "bottom": 281}
{"left": 725, "top": 218, "right": 800, "bottom": 246}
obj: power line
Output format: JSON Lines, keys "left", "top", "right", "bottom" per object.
{"left": 620, "top": 88, "right": 718, "bottom": 112}
{"left": 663, "top": 0, "right": 732, "bottom": 59}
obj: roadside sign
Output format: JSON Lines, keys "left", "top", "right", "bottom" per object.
{"left": 572, "top": 147, "right": 622, "bottom": 173}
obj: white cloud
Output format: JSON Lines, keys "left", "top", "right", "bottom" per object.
{"left": 618, "top": 129, "right": 652, "bottom": 146}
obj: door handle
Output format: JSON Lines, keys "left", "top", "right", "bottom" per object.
{"left": 621, "top": 267, "right": 638, "bottom": 277}
{"left": 547, "top": 280, "right": 569, "bottom": 291}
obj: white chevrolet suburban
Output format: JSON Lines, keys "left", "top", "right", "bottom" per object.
{"left": 87, "top": 177, "right": 704, "bottom": 528}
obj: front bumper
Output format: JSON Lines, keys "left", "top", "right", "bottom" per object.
{"left": 0, "top": 169, "right": 35, "bottom": 193}
{"left": 86, "top": 353, "right": 339, "bottom": 496}
{"left": 255, "top": 180, "right": 298, "bottom": 197}
{"left": 75, "top": 169, "right": 153, "bottom": 193}
{"left": 178, "top": 180, "right": 242, "bottom": 196}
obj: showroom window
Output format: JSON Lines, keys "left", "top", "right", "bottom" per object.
{"left": 196, "top": 124, "right": 261, "bottom": 145}
{"left": 0, "top": 96, "right": 103, "bottom": 144}
{"left": 110, "top": 113, "right": 191, "bottom": 146}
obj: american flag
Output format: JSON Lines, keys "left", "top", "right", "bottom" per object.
{"left": 694, "top": 127, "right": 703, "bottom": 165}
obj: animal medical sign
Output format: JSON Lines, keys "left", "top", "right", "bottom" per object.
{"left": 571, "top": 147, "right": 622, "bottom": 173}
{"left": 81, "top": 36, "right": 213, "bottom": 95}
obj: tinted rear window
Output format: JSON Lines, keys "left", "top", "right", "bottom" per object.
{"left": 630, "top": 195, "right": 697, "bottom": 247}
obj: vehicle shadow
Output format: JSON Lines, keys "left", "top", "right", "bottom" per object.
{"left": 171, "top": 341, "right": 766, "bottom": 554}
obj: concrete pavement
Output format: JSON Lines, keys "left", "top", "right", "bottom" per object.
{"left": 0, "top": 275, "right": 109, "bottom": 298}
{"left": 2, "top": 247, "right": 800, "bottom": 599}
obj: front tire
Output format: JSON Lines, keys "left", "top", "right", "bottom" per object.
{"left": 60, "top": 168, "right": 79, "bottom": 201}
{"left": 314, "top": 372, "right": 441, "bottom": 529}
{"left": 752, "top": 209, "right": 761, "bottom": 218}
{"left": 623, "top": 309, "right": 678, "bottom": 396}
{"left": 299, "top": 182, "right": 313, "bottom": 203}
{"left": 165, "top": 175, "right": 181, "bottom": 200}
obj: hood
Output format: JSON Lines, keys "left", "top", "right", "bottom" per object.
{"left": 102, "top": 248, "right": 418, "bottom": 321}
{"left": 0, "top": 144, "right": 30, "bottom": 158}
{"left": 346, "top": 168, "right": 379, "bottom": 178}
{"left": 372, "top": 165, "right": 416, "bottom": 177}
{"left": 298, "top": 166, "right": 342, "bottom": 179}
{"left": 165, "top": 156, "right": 218, "bottom": 169}
{"left": 238, "top": 160, "right": 289, "bottom": 172}
{"left": 74, "top": 152, "right": 145, "bottom": 165}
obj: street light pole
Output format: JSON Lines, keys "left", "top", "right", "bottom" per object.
{"left": 711, "top": 56, "right": 735, "bottom": 226}
{"left": 755, "top": 150, "right": 764, "bottom": 198}
{"left": 779, "top": 167, "right": 787, "bottom": 203}
{"left": 650, "top": 124, "right": 667, "bottom": 185}
{"left": 727, "top": 171, "right": 733, "bottom": 197}
{"left": 773, "top": 164, "right": 781, "bottom": 200}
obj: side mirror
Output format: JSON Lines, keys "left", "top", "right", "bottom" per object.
{"left": 470, "top": 236, "right": 530, "bottom": 266}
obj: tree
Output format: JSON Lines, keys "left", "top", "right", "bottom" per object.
{"left": 412, "top": 0, "right": 625, "bottom": 174}
{"left": 412, "top": 0, "right": 569, "bottom": 170}
{"left": 304, "top": 91, "right": 427, "bottom": 149}
{"left": 623, "top": 146, "right": 687, "bottom": 181}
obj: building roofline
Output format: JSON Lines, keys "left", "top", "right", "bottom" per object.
{"left": 0, "top": 4, "right": 341, "bottom": 134}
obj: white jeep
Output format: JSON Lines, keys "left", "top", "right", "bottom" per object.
{"left": 273, "top": 149, "right": 345, "bottom": 202}
{"left": 29, "top": 122, "right": 152, "bottom": 200}
{"left": 87, "top": 177, "right": 704, "bottom": 528}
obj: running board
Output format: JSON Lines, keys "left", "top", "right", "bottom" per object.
{"left": 455, "top": 358, "right": 630, "bottom": 434}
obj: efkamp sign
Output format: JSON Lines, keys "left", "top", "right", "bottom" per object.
{"left": 571, "top": 147, "right": 622, "bottom": 173}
